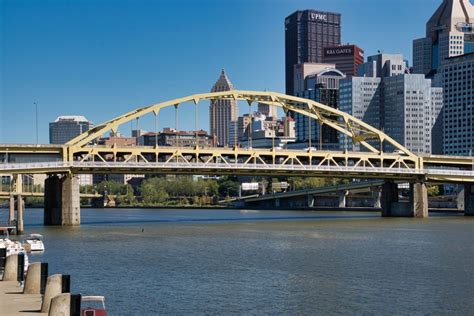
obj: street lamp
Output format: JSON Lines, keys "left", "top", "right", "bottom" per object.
{"left": 33, "top": 102, "right": 38, "bottom": 145}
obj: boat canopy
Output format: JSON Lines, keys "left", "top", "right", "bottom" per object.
{"left": 27, "top": 234, "right": 43, "bottom": 239}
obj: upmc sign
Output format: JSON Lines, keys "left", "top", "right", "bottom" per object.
{"left": 309, "top": 12, "right": 327, "bottom": 22}
{"left": 324, "top": 47, "right": 354, "bottom": 57}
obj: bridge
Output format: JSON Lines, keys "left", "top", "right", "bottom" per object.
{"left": 1, "top": 90, "right": 473, "bottom": 233}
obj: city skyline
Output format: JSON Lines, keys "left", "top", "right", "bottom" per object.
{"left": 1, "top": 0, "right": 446, "bottom": 143}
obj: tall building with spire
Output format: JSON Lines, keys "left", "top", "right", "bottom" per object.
{"left": 413, "top": 0, "right": 474, "bottom": 76}
{"left": 209, "top": 70, "right": 238, "bottom": 146}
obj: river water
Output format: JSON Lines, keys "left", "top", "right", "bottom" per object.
{"left": 2, "top": 208, "right": 474, "bottom": 315}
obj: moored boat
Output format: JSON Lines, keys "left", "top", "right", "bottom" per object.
{"left": 24, "top": 233, "right": 45, "bottom": 252}
{"left": 81, "top": 296, "right": 107, "bottom": 316}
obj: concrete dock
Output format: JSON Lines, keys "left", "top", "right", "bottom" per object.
{"left": 0, "top": 281, "right": 47, "bottom": 316}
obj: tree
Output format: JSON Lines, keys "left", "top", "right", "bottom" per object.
{"left": 427, "top": 185, "right": 440, "bottom": 196}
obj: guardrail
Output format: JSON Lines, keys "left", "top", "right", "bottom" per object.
{"left": 1, "top": 161, "right": 474, "bottom": 177}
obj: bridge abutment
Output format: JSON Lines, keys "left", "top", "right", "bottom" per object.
{"left": 464, "top": 184, "right": 474, "bottom": 216}
{"left": 382, "top": 180, "right": 428, "bottom": 218}
{"left": 44, "top": 175, "right": 80, "bottom": 226}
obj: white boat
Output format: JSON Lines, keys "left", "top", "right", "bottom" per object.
{"left": 24, "top": 234, "right": 45, "bottom": 252}
{"left": 0, "top": 228, "right": 29, "bottom": 273}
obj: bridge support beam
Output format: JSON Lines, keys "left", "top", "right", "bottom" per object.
{"left": 338, "top": 190, "right": 348, "bottom": 208}
{"left": 44, "top": 175, "right": 80, "bottom": 226}
{"left": 382, "top": 180, "right": 428, "bottom": 218}
{"left": 464, "top": 184, "right": 474, "bottom": 216}
{"left": 9, "top": 195, "right": 15, "bottom": 225}
{"left": 17, "top": 195, "right": 24, "bottom": 234}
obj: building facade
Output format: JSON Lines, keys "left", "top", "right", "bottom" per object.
{"left": 323, "top": 44, "right": 364, "bottom": 76}
{"left": 209, "top": 70, "right": 238, "bottom": 146}
{"left": 285, "top": 9, "right": 341, "bottom": 94}
{"left": 293, "top": 63, "right": 346, "bottom": 149}
{"left": 49, "top": 116, "right": 92, "bottom": 144}
{"left": 413, "top": 0, "right": 474, "bottom": 76}
{"left": 339, "top": 76, "right": 382, "bottom": 151}
{"left": 340, "top": 54, "right": 443, "bottom": 154}
{"left": 142, "top": 128, "right": 216, "bottom": 147}
{"left": 384, "top": 74, "right": 442, "bottom": 154}
{"left": 439, "top": 53, "right": 474, "bottom": 155}
{"left": 257, "top": 103, "right": 278, "bottom": 120}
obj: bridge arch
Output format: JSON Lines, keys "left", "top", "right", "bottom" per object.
{"left": 65, "top": 90, "right": 415, "bottom": 162}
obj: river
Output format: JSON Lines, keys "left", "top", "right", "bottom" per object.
{"left": 2, "top": 208, "right": 474, "bottom": 314}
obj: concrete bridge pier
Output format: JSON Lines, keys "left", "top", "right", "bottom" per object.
{"left": 16, "top": 195, "right": 24, "bottom": 234}
{"left": 338, "top": 190, "right": 348, "bottom": 208}
{"left": 382, "top": 180, "right": 428, "bottom": 218}
{"left": 307, "top": 195, "right": 314, "bottom": 208}
{"left": 372, "top": 187, "right": 381, "bottom": 208}
{"left": 457, "top": 184, "right": 465, "bottom": 210}
{"left": 8, "top": 195, "right": 15, "bottom": 225}
{"left": 464, "top": 184, "right": 474, "bottom": 216}
{"left": 44, "top": 174, "right": 80, "bottom": 226}
{"left": 410, "top": 181, "right": 428, "bottom": 218}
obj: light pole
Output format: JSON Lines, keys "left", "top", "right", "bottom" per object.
{"left": 34, "top": 102, "right": 38, "bottom": 145}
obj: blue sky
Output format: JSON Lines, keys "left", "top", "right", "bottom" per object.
{"left": 1, "top": 0, "right": 442, "bottom": 144}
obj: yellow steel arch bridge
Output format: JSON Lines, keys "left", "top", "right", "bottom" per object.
{"left": 0, "top": 90, "right": 473, "bottom": 182}
{"left": 1, "top": 90, "right": 474, "bottom": 229}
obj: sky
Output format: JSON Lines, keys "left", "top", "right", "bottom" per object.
{"left": 0, "top": 0, "right": 443, "bottom": 144}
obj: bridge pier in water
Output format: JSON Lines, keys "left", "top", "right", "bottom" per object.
{"left": 338, "top": 190, "right": 348, "bottom": 208}
{"left": 381, "top": 180, "right": 428, "bottom": 218}
{"left": 9, "top": 195, "right": 15, "bottom": 224}
{"left": 44, "top": 174, "right": 80, "bottom": 226}
{"left": 372, "top": 187, "right": 381, "bottom": 208}
{"left": 17, "top": 195, "right": 24, "bottom": 234}
{"left": 464, "top": 184, "right": 474, "bottom": 216}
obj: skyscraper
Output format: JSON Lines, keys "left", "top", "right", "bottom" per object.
{"left": 439, "top": 53, "right": 474, "bottom": 155}
{"left": 293, "top": 63, "right": 346, "bottom": 148}
{"left": 413, "top": 0, "right": 474, "bottom": 76}
{"left": 49, "top": 116, "right": 92, "bottom": 144}
{"left": 209, "top": 70, "right": 238, "bottom": 146}
{"left": 339, "top": 54, "right": 443, "bottom": 154}
{"left": 285, "top": 10, "right": 341, "bottom": 95}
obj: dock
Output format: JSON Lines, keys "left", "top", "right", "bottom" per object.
{"left": 0, "top": 281, "right": 47, "bottom": 315}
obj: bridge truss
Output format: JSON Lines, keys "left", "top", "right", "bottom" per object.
{"left": 0, "top": 90, "right": 473, "bottom": 182}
